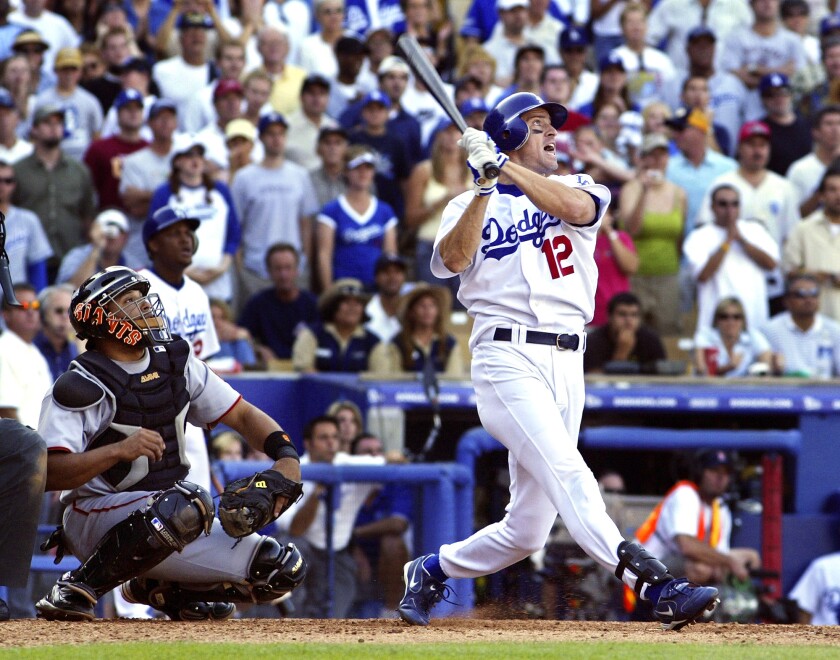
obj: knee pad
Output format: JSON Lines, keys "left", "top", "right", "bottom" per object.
{"left": 147, "top": 481, "right": 215, "bottom": 552}
{"left": 248, "top": 538, "right": 307, "bottom": 602}
{"left": 615, "top": 540, "right": 673, "bottom": 595}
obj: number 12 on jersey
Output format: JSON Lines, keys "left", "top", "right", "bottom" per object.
{"left": 540, "top": 235, "right": 575, "bottom": 279}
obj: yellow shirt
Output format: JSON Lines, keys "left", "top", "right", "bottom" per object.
{"left": 266, "top": 64, "right": 307, "bottom": 117}
{"left": 783, "top": 213, "right": 840, "bottom": 321}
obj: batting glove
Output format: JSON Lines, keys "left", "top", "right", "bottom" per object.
{"left": 467, "top": 145, "right": 509, "bottom": 196}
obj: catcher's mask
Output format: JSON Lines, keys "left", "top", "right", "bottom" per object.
{"left": 70, "top": 266, "right": 172, "bottom": 346}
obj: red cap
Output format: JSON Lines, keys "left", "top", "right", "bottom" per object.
{"left": 738, "top": 120, "right": 771, "bottom": 143}
{"left": 213, "top": 79, "right": 244, "bottom": 100}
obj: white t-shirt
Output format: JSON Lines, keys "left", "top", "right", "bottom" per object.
{"left": 786, "top": 153, "right": 826, "bottom": 208}
{"left": 0, "top": 138, "right": 33, "bottom": 164}
{"left": 0, "top": 329, "right": 53, "bottom": 428}
{"left": 365, "top": 294, "right": 401, "bottom": 342}
{"left": 568, "top": 70, "right": 599, "bottom": 112}
{"left": 8, "top": 9, "right": 80, "bottom": 71}
{"left": 789, "top": 552, "right": 840, "bottom": 625}
{"left": 609, "top": 45, "right": 678, "bottom": 109}
{"left": 152, "top": 57, "right": 213, "bottom": 124}
{"left": 432, "top": 174, "right": 610, "bottom": 350}
{"left": 295, "top": 33, "right": 339, "bottom": 79}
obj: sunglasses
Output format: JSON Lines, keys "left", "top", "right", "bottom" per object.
{"left": 0, "top": 177, "right": 16, "bottom": 185}
{"left": 715, "top": 200, "right": 740, "bottom": 207}
{"left": 790, "top": 288, "right": 819, "bottom": 298}
{"left": 16, "top": 299, "right": 40, "bottom": 311}
{"left": 716, "top": 313, "right": 743, "bottom": 321}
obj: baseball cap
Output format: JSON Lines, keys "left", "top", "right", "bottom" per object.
{"left": 213, "top": 79, "right": 244, "bottom": 101}
{"left": 559, "top": 26, "right": 590, "bottom": 49}
{"left": 148, "top": 98, "right": 177, "bottom": 119}
{"left": 759, "top": 72, "right": 790, "bottom": 95}
{"left": 640, "top": 132, "right": 670, "bottom": 155}
{"left": 821, "top": 13, "right": 840, "bottom": 36}
{"left": 698, "top": 449, "right": 732, "bottom": 471}
{"left": 12, "top": 30, "right": 48, "bottom": 53}
{"left": 258, "top": 111, "right": 288, "bottom": 134}
{"left": 459, "top": 97, "right": 489, "bottom": 117}
{"left": 317, "top": 126, "right": 348, "bottom": 142}
{"left": 176, "top": 12, "right": 213, "bottom": 29}
{"left": 346, "top": 151, "right": 377, "bottom": 169}
{"left": 361, "top": 89, "right": 391, "bottom": 109}
{"left": 170, "top": 133, "right": 206, "bottom": 160}
{"left": 301, "top": 74, "right": 331, "bottom": 93}
{"left": 225, "top": 118, "right": 257, "bottom": 142}
{"left": 664, "top": 106, "right": 710, "bottom": 133}
{"left": 498, "top": 0, "right": 528, "bottom": 10}
{"left": 0, "top": 88, "right": 15, "bottom": 110}
{"left": 378, "top": 55, "right": 411, "bottom": 77}
{"left": 119, "top": 57, "right": 152, "bottom": 75}
{"left": 54, "top": 48, "right": 82, "bottom": 70}
{"left": 598, "top": 52, "right": 626, "bottom": 72}
{"left": 335, "top": 35, "right": 368, "bottom": 55}
{"left": 374, "top": 252, "right": 407, "bottom": 274}
{"left": 95, "top": 209, "right": 129, "bottom": 237}
{"left": 143, "top": 205, "right": 200, "bottom": 247}
{"left": 114, "top": 88, "right": 144, "bottom": 110}
{"left": 32, "top": 103, "right": 65, "bottom": 125}
{"left": 738, "top": 120, "right": 771, "bottom": 143}
{"left": 687, "top": 25, "right": 716, "bottom": 42}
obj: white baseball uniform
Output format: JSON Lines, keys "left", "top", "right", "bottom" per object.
{"left": 789, "top": 552, "right": 840, "bottom": 625}
{"left": 430, "top": 175, "right": 640, "bottom": 590}
{"left": 139, "top": 268, "right": 220, "bottom": 493}
{"left": 37, "top": 348, "right": 263, "bottom": 583}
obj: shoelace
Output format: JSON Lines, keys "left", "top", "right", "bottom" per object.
{"left": 422, "top": 582, "right": 458, "bottom": 612}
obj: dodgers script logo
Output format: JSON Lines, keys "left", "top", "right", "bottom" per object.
{"left": 481, "top": 208, "right": 563, "bottom": 261}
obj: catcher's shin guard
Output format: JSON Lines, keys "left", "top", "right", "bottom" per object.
{"left": 615, "top": 540, "right": 674, "bottom": 596}
{"left": 248, "top": 538, "right": 307, "bottom": 601}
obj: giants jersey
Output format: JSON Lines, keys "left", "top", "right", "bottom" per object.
{"left": 140, "top": 268, "right": 220, "bottom": 360}
{"left": 431, "top": 174, "right": 610, "bottom": 349}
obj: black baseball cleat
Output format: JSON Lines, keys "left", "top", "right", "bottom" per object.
{"left": 121, "top": 578, "right": 236, "bottom": 621}
{"left": 397, "top": 555, "right": 452, "bottom": 626}
{"left": 0, "top": 597, "right": 9, "bottom": 621}
{"left": 653, "top": 578, "right": 720, "bottom": 631}
{"left": 35, "top": 573, "right": 97, "bottom": 621}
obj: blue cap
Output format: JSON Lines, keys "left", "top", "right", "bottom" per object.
{"left": 149, "top": 98, "right": 177, "bottom": 119}
{"left": 114, "top": 88, "right": 144, "bottom": 110}
{"left": 598, "top": 52, "right": 625, "bottom": 72}
{"left": 361, "top": 89, "right": 391, "bottom": 109}
{"left": 0, "top": 88, "right": 14, "bottom": 109}
{"left": 559, "top": 26, "right": 589, "bottom": 49}
{"left": 759, "top": 72, "right": 790, "bottom": 94}
{"left": 119, "top": 56, "right": 151, "bottom": 74}
{"left": 821, "top": 13, "right": 840, "bottom": 36}
{"left": 143, "top": 205, "right": 200, "bottom": 248}
{"left": 258, "top": 111, "right": 288, "bottom": 134}
{"left": 458, "top": 97, "right": 489, "bottom": 116}
{"left": 687, "top": 25, "right": 716, "bottom": 41}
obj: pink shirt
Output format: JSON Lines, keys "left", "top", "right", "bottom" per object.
{"left": 592, "top": 230, "right": 635, "bottom": 327}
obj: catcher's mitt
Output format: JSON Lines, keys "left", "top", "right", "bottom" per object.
{"left": 218, "top": 470, "right": 304, "bottom": 538}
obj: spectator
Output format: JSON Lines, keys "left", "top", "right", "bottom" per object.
{"left": 483, "top": 0, "right": 530, "bottom": 87}
{"left": 9, "top": 0, "right": 80, "bottom": 73}
{"left": 35, "top": 47, "right": 103, "bottom": 161}
{"left": 3, "top": 50, "right": 36, "bottom": 127}
{"left": 522, "top": 0, "right": 563, "bottom": 66}
{"left": 207, "top": 297, "right": 258, "bottom": 371}
{"left": 362, "top": 26, "right": 398, "bottom": 87}
{"left": 241, "top": 69, "right": 273, "bottom": 128}
{"left": 679, "top": 76, "right": 732, "bottom": 156}
{"left": 540, "top": 65, "right": 591, "bottom": 133}
{"left": 148, "top": 134, "right": 241, "bottom": 303}
{"left": 0, "top": 158, "right": 51, "bottom": 289}
{"left": 633, "top": 449, "right": 760, "bottom": 585}
{"left": 559, "top": 25, "right": 598, "bottom": 111}
{"left": 494, "top": 44, "right": 546, "bottom": 104}
{"left": 592, "top": 99, "right": 635, "bottom": 168}
{"left": 684, "top": 184, "right": 779, "bottom": 331}
{"left": 783, "top": 168, "right": 840, "bottom": 322}
{"left": 584, "top": 291, "right": 666, "bottom": 374}
{"left": 365, "top": 252, "right": 409, "bottom": 342}
{"left": 83, "top": 88, "right": 148, "bottom": 212}
{"left": 350, "top": 431, "right": 411, "bottom": 617}
{"left": 786, "top": 104, "right": 840, "bottom": 218}
{"left": 225, "top": 118, "right": 257, "bottom": 180}
{"left": 757, "top": 73, "right": 812, "bottom": 176}
{"left": 404, "top": 119, "right": 470, "bottom": 291}
{"left": 458, "top": 95, "right": 491, "bottom": 132}
{"left": 664, "top": 106, "right": 737, "bottom": 235}
{"left": 646, "top": 0, "right": 752, "bottom": 80}
{"left": 0, "top": 0, "right": 24, "bottom": 62}
{"left": 789, "top": 550, "right": 840, "bottom": 624}
{"left": 0, "top": 283, "right": 53, "bottom": 427}
{"left": 119, "top": 98, "right": 178, "bottom": 269}
{"left": 238, "top": 243, "right": 319, "bottom": 362}
{"left": 292, "top": 277, "right": 381, "bottom": 373}
{"left": 231, "top": 112, "right": 318, "bottom": 299}
{"left": 571, "top": 123, "right": 632, "bottom": 200}
{"left": 181, "top": 39, "right": 247, "bottom": 134}
{"left": 343, "top": 0, "right": 406, "bottom": 38}
{"left": 591, "top": 208, "right": 637, "bottom": 328}
{"left": 286, "top": 75, "right": 339, "bottom": 172}
{"left": 609, "top": 4, "right": 677, "bottom": 110}
{"left": 780, "top": 0, "right": 820, "bottom": 69}
{"left": 210, "top": 431, "right": 246, "bottom": 461}
{"left": 456, "top": 44, "right": 504, "bottom": 108}
{"left": 56, "top": 208, "right": 129, "bottom": 288}
{"left": 33, "top": 283, "right": 76, "bottom": 381}
{"left": 370, "top": 284, "right": 463, "bottom": 377}
{"left": 81, "top": 26, "right": 131, "bottom": 113}
{"left": 0, "top": 87, "right": 33, "bottom": 164}
{"left": 195, "top": 78, "right": 248, "bottom": 180}
{"left": 326, "top": 399, "right": 364, "bottom": 454}
{"left": 399, "top": 0, "right": 456, "bottom": 79}
{"left": 316, "top": 145, "right": 398, "bottom": 290}
{"left": 311, "top": 126, "right": 349, "bottom": 208}
{"left": 761, "top": 274, "right": 840, "bottom": 378}
{"left": 255, "top": 25, "right": 306, "bottom": 118}
{"left": 577, "top": 52, "right": 633, "bottom": 119}
{"left": 79, "top": 43, "right": 104, "bottom": 84}
{"left": 280, "top": 414, "right": 382, "bottom": 618}
{"left": 798, "top": 35, "right": 840, "bottom": 121}
{"left": 297, "top": 0, "right": 344, "bottom": 79}
{"left": 693, "top": 296, "right": 774, "bottom": 377}
{"left": 13, "top": 103, "right": 96, "bottom": 280}
{"left": 326, "top": 35, "right": 369, "bottom": 120}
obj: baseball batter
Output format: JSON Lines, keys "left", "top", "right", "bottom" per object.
{"left": 34, "top": 266, "right": 307, "bottom": 621}
{"left": 397, "top": 93, "right": 719, "bottom": 631}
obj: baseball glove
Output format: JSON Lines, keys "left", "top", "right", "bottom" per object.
{"left": 218, "top": 470, "right": 304, "bottom": 538}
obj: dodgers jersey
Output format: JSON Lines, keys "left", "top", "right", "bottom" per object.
{"left": 139, "top": 268, "right": 220, "bottom": 360}
{"left": 431, "top": 174, "right": 610, "bottom": 349}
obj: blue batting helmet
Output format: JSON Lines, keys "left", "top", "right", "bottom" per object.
{"left": 143, "top": 205, "right": 200, "bottom": 249}
{"left": 483, "top": 92, "right": 568, "bottom": 151}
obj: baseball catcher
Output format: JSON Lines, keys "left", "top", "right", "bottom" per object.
{"left": 34, "top": 266, "right": 307, "bottom": 621}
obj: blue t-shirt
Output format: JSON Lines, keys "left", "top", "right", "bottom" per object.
{"left": 238, "top": 288, "right": 319, "bottom": 360}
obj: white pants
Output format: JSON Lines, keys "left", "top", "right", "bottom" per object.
{"left": 439, "top": 339, "right": 635, "bottom": 590}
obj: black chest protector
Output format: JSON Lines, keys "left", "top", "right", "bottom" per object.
{"left": 74, "top": 339, "right": 192, "bottom": 492}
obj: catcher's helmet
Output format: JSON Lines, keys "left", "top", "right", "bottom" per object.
{"left": 484, "top": 92, "right": 568, "bottom": 151}
{"left": 70, "top": 266, "right": 171, "bottom": 345}
{"left": 143, "top": 205, "right": 200, "bottom": 250}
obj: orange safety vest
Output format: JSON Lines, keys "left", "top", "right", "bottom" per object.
{"left": 623, "top": 480, "right": 721, "bottom": 612}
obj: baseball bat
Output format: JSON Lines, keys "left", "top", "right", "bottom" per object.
{"left": 396, "top": 34, "right": 500, "bottom": 180}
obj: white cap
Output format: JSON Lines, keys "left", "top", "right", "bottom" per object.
{"left": 497, "top": 0, "right": 528, "bottom": 10}
{"left": 378, "top": 55, "right": 410, "bottom": 77}
{"left": 95, "top": 209, "right": 129, "bottom": 236}
{"left": 347, "top": 152, "right": 377, "bottom": 169}
{"left": 170, "top": 132, "right": 206, "bottom": 161}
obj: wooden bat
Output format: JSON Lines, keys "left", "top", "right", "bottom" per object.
{"left": 396, "top": 34, "right": 500, "bottom": 180}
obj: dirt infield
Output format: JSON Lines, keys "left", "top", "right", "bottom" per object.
{"left": 1, "top": 619, "right": 838, "bottom": 648}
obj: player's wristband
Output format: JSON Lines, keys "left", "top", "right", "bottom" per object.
{"left": 264, "top": 431, "right": 300, "bottom": 462}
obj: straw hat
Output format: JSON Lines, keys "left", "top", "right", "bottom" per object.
{"left": 318, "top": 278, "right": 370, "bottom": 322}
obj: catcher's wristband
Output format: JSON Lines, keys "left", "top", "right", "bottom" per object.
{"left": 264, "top": 430, "right": 300, "bottom": 462}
